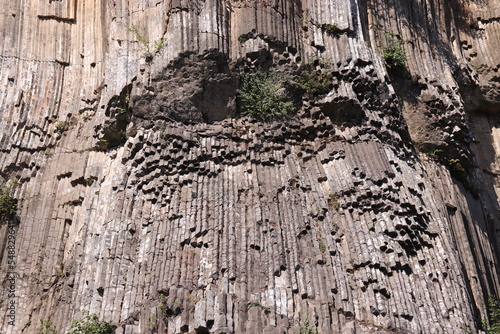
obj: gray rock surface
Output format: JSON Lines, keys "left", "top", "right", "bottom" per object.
{"left": 0, "top": 0, "right": 500, "bottom": 333}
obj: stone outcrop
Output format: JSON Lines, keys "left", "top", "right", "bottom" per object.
{"left": 0, "top": 0, "right": 500, "bottom": 333}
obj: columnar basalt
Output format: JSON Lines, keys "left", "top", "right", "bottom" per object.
{"left": 0, "top": 1, "right": 500, "bottom": 334}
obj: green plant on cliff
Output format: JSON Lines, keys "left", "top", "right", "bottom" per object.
{"left": 295, "top": 58, "right": 333, "bottom": 96}
{"left": 483, "top": 296, "right": 500, "bottom": 334}
{"left": 126, "top": 25, "right": 166, "bottom": 62}
{"left": 427, "top": 149, "right": 471, "bottom": 187}
{"left": 55, "top": 121, "right": 69, "bottom": 132}
{"left": 320, "top": 23, "right": 342, "bottom": 37}
{"left": 238, "top": 33, "right": 251, "bottom": 44}
{"left": 66, "top": 311, "right": 114, "bottom": 334}
{"left": 0, "top": 184, "right": 17, "bottom": 221}
{"left": 428, "top": 149, "right": 463, "bottom": 173}
{"left": 294, "top": 320, "right": 318, "bottom": 334}
{"left": 38, "top": 319, "right": 58, "bottom": 334}
{"left": 237, "top": 71, "right": 294, "bottom": 120}
{"left": 381, "top": 31, "right": 406, "bottom": 70}
{"left": 327, "top": 192, "right": 340, "bottom": 211}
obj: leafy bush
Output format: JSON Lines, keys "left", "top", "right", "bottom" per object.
{"left": 66, "top": 311, "right": 114, "bottom": 334}
{"left": 237, "top": 71, "right": 294, "bottom": 120}
{"left": 295, "top": 58, "right": 333, "bottom": 96}
{"left": 152, "top": 38, "right": 166, "bottom": 55}
{"left": 381, "top": 31, "right": 406, "bottom": 70}
{"left": 294, "top": 320, "right": 318, "bottom": 334}
{"left": 38, "top": 319, "right": 58, "bottom": 334}
{"left": 0, "top": 185, "right": 17, "bottom": 221}
{"left": 321, "top": 24, "right": 342, "bottom": 37}
{"left": 484, "top": 296, "right": 500, "bottom": 334}
{"left": 427, "top": 149, "right": 468, "bottom": 180}
{"left": 126, "top": 25, "right": 166, "bottom": 62}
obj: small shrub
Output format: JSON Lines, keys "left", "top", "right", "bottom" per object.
{"left": 42, "top": 148, "right": 54, "bottom": 157}
{"left": 126, "top": 25, "right": 148, "bottom": 49}
{"left": 66, "top": 311, "right": 114, "bottom": 334}
{"left": 38, "top": 319, "right": 58, "bottom": 334}
{"left": 426, "top": 149, "right": 469, "bottom": 185}
{"left": 381, "top": 31, "right": 406, "bottom": 70}
{"left": 237, "top": 71, "right": 294, "bottom": 120}
{"left": 146, "top": 315, "right": 158, "bottom": 328}
{"left": 116, "top": 107, "right": 127, "bottom": 114}
{"left": 294, "top": 320, "right": 318, "bottom": 334}
{"left": 152, "top": 38, "right": 166, "bottom": 55}
{"left": 55, "top": 121, "right": 69, "bottom": 132}
{"left": 327, "top": 192, "right": 340, "bottom": 211}
{"left": 485, "top": 296, "right": 500, "bottom": 334}
{"left": 319, "top": 241, "right": 326, "bottom": 253}
{"left": 295, "top": 59, "right": 333, "bottom": 96}
{"left": 238, "top": 33, "right": 251, "bottom": 44}
{"left": 158, "top": 295, "right": 166, "bottom": 313}
{"left": 126, "top": 25, "right": 166, "bottom": 62}
{"left": 98, "top": 131, "right": 127, "bottom": 150}
{"left": 321, "top": 23, "right": 342, "bottom": 37}
{"left": 428, "top": 149, "right": 444, "bottom": 161}
{"left": 0, "top": 185, "right": 17, "bottom": 221}
{"left": 97, "top": 139, "right": 109, "bottom": 150}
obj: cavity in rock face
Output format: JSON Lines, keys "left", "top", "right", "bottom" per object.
{"left": 131, "top": 51, "right": 239, "bottom": 126}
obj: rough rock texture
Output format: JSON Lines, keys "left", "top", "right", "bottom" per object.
{"left": 0, "top": 0, "right": 500, "bottom": 333}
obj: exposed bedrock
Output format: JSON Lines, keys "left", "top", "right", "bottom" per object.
{"left": 0, "top": 0, "right": 500, "bottom": 334}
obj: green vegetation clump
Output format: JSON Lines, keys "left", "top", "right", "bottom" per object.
{"left": 237, "top": 71, "right": 294, "bottom": 120}
{"left": 38, "top": 319, "right": 58, "bottom": 334}
{"left": 151, "top": 38, "right": 166, "bottom": 56}
{"left": 55, "top": 121, "right": 69, "bottom": 132}
{"left": 66, "top": 311, "right": 114, "bottom": 334}
{"left": 238, "top": 33, "right": 251, "bottom": 44}
{"left": 127, "top": 25, "right": 148, "bottom": 48}
{"left": 381, "top": 31, "right": 406, "bottom": 70}
{"left": 483, "top": 296, "right": 500, "bottom": 334}
{"left": 427, "top": 149, "right": 466, "bottom": 178}
{"left": 0, "top": 184, "right": 17, "bottom": 221}
{"left": 427, "top": 149, "right": 465, "bottom": 174}
{"left": 126, "top": 25, "right": 166, "bottom": 62}
{"left": 294, "top": 320, "right": 318, "bottom": 334}
{"left": 318, "top": 241, "right": 326, "bottom": 253}
{"left": 295, "top": 59, "right": 333, "bottom": 96}
{"left": 327, "top": 192, "right": 340, "bottom": 211}
{"left": 427, "top": 149, "right": 480, "bottom": 197}
{"left": 321, "top": 23, "right": 342, "bottom": 37}
{"left": 98, "top": 130, "right": 127, "bottom": 151}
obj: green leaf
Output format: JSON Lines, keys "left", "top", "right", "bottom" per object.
{"left": 237, "top": 71, "right": 295, "bottom": 120}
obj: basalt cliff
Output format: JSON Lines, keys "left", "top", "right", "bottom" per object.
{"left": 1, "top": 0, "right": 500, "bottom": 333}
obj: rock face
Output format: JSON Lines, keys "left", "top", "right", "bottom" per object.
{"left": 0, "top": 1, "right": 500, "bottom": 333}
